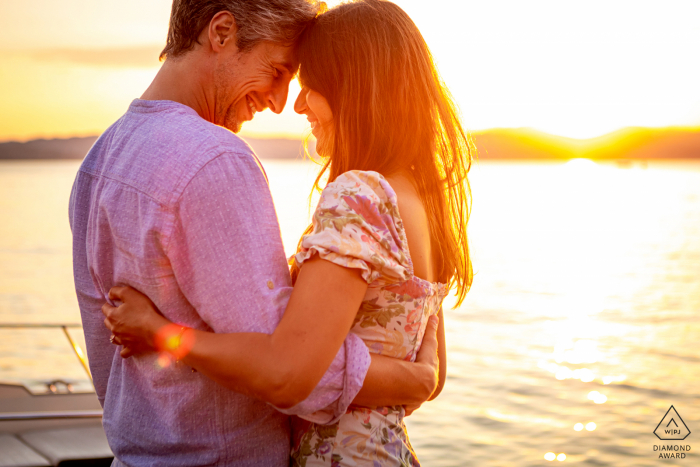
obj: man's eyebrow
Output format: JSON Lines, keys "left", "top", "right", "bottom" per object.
{"left": 278, "top": 61, "right": 298, "bottom": 75}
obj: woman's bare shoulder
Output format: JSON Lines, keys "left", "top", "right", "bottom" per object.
{"left": 384, "top": 173, "right": 433, "bottom": 281}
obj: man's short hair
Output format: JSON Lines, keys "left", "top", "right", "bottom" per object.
{"left": 161, "top": 0, "right": 320, "bottom": 59}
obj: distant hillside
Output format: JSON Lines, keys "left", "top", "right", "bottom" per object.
{"left": 2, "top": 127, "right": 698, "bottom": 161}
{"left": 0, "top": 136, "right": 99, "bottom": 160}
{"left": 0, "top": 136, "right": 313, "bottom": 160}
{"left": 472, "top": 127, "right": 700, "bottom": 160}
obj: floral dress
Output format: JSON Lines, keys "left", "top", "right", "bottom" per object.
{"left": 290, "top": 170, "right": 447, "bottom": 467}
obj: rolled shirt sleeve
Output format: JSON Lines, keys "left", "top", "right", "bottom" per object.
{"left": 165, "top": 151, "right": 370, "bottom": 420}
{"left": 275, "top": 332, "right": 370, "bottom": 424}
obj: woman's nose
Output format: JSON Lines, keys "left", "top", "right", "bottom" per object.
{"left": 294, "top": 87, "right": 309, "bottom": 114}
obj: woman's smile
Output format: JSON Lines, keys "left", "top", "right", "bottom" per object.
{"left": 294, "top": 85, "right": 333, "bottom": 148}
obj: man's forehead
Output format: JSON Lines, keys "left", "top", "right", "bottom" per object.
{"left": 265, "top": 42, "right": 300, "bottom": 73}
{"left": 277, "top": 58, "right": 299, "bottom": 75}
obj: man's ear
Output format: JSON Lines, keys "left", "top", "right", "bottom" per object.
{"left": 208, "top": 11, "right": 238, "bottom": 53}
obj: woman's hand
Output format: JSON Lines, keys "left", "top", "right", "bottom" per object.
{"left": 102, "top": 286, "right": 171, "bottom": 358}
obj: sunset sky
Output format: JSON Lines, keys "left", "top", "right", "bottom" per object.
{"left": 1, "top": 0, "right": 699, "bottom": 142}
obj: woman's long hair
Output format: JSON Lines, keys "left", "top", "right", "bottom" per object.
{"left": 291, "top": 0, "right": 473, "bottom": 305}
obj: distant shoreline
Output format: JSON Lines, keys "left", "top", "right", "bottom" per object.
{"left": 0, "top": 136, "right": 314, "bottom": 161}
{"left": 1, "top": 127, "right": 699, "bottom": 161}
{"left": 471, "top": 127, "right": 700, "bottom": 161}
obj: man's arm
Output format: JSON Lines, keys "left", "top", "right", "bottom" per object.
{"left": 352, "top": 310, "right": 444, "bottom": 418}
{"left": 355, "top": 308, "right": 445, "bottom": 416}
{"left": 430, "top": 307, "right": 447, "bottom": 400}
{"left": 107, "top": 256, "right": 440, "bottom": 412}
{"left": 352, "top": 312, "right": 441, "bottom": 408}
{"left": 173, "top": 258, "right": 439, "bottom": 409}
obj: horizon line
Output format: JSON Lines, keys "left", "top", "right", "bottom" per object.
{"left": 2, "top": 125, "right": 700, "bottom": 145}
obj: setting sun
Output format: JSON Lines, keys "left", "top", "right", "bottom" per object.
{"left": 1, "top": 3, "right": 699, "bottom": 465}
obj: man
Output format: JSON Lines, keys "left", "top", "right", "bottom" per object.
{"left": 69, "top": 1, "right": 439, "bottom": 465}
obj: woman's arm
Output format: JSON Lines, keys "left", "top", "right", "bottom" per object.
{"left": 158, "top": 256, "right": 363, "bottom": 408}
{"left": 105, "top": 256, "right": 440, "bottom": 409}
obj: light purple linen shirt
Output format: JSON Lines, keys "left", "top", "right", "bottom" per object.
{"left": 69, "top": 99, "right": 371, "bottom": 467}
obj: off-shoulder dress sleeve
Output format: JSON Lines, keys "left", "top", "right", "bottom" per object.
{"left": 293, "top": 170, "right": 412, "bottom": 286}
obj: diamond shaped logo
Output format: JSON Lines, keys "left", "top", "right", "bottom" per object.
{"left": 654, "top": 406, "right": 691, "bottom": 440}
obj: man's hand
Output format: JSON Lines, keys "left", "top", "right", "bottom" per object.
{"left": 404, "top": 314, "right": 440, "bottom": 416}
{"left": 350, "top": 313, "right": 443, "bottom": 409}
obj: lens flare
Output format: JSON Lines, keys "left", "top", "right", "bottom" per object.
{"left": 155, "top": 353, "right": 171, "bottom": 369}
{"left": 586, "top": 422, "right": 596, "bottom": 431}
{"left": 574, "top": 423, "right": 584, "bottom": 431}
{"left": 544, "top": 452, "right": 556, "bottom": 461}
{"left": 557, "top": 453, "right": 567, "bottom": 461}
{"left": 155, "top": 323, "right": 195, "bottom": 360}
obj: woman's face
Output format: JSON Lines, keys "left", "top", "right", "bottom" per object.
{"left": 294, "top": 85, "right": 333, "bottom": 151}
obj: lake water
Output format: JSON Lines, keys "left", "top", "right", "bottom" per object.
{"left": 1, "top": 159, "right": 698, "bottom": 466}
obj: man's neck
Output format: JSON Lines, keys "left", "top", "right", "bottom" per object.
{"left": 140, "top": 55, "right": 216, "bottom": 124}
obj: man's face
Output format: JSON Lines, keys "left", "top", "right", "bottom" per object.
{"left": 213, "top": 41, "right": 298, "bottom": 133}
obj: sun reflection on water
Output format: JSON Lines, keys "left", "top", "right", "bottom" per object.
{"left": 563, "top": 157, "right": 598, "bottom": 172}
{"left": 587, "top": 391, "right": 608, "bottom": 404}
{"left": 272, "top": 160, "right": 700, "bottom": 465}
{"left": 544, "top": 452, "right": 568, "bottom": 462}
{"left": 554, "top": 339, "right": 600, "bottom": 364}
{"left": 1, "top": 161, "right": 696, "bottom": 465}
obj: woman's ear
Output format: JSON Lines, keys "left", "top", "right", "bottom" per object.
{"left": 208, "top": 11, "right": 238, "bottom": 53}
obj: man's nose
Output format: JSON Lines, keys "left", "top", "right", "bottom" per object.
{"left": 266, "top": 81, "right": 290, "bottom": 114}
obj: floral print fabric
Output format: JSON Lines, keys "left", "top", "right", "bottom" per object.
{"left": 291, "top": 171, "right": 447, "bottom": 466}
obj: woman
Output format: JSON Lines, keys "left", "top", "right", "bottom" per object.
{"left": 103, "top": 0, "right": 473, "bottom": 465}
